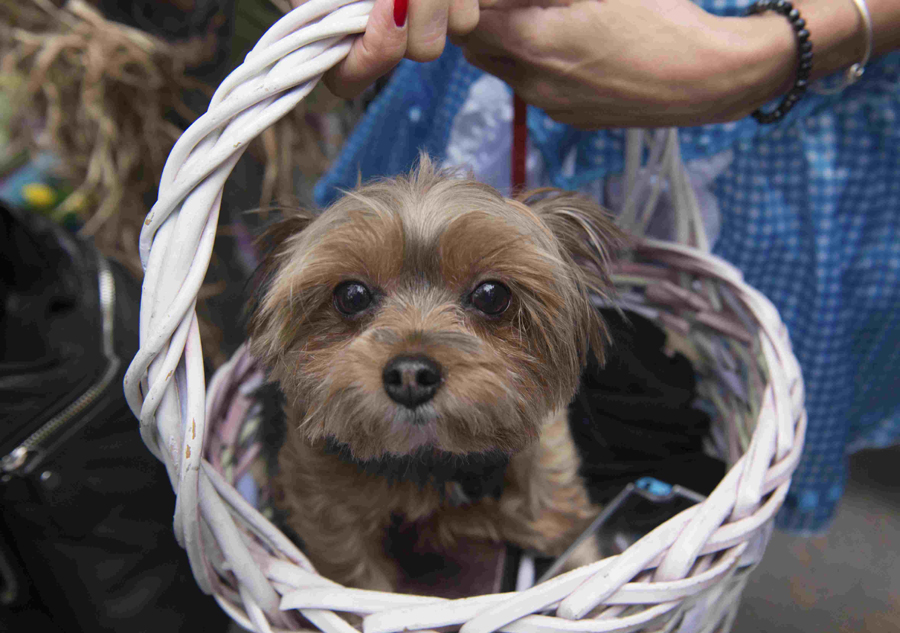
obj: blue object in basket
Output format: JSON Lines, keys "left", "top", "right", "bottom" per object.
{"left": 635, "top": 477, "right": 674, "bottom": 499}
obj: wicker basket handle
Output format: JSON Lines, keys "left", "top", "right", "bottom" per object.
{"left": 122, "top": 0, "right": 373, "bottom": 617}
{"left": 616, "top": 128, "right": 710, "bottom": 251}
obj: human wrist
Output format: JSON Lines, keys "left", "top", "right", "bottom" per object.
{"left": 791, "top": 0, "right": 864, "bottom": 82}
{"left": 709, "top": 0, "right": 889, "bottom": 122}
{"left": 696, "top": 12, "right": 797, "bottom": 122}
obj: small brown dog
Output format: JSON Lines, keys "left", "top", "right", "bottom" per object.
{"left": 249, "top": 157, "right": 623, "bottom": 591}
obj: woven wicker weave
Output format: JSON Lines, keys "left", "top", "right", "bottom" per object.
{"left": 124, "top": 2, "right": 806, "bottom": 631}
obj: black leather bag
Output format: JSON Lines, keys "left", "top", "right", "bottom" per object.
{"left": 0, "top": 203, "right": 226, "bottom": 632}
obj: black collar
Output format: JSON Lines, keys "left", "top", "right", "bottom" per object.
{"left": 323, "top": 438, "right": 509, "bottom": 503}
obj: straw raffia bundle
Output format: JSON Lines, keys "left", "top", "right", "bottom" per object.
{"left": 0, "top": 0, "right": 212, "bottom": 277}
{"left": 2, "top": 0, "right": 355, "bottom": 366}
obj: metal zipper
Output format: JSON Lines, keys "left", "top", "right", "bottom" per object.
{"left": 1, "top": 256, "right": 121, "bottom": 475}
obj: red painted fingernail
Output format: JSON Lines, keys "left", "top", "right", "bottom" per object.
{"left": 393, "top": 0, "right": 408, "bottom": 27}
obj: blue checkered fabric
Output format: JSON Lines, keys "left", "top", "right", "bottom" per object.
{"left": 315, "top": 5, "right": 900, "bottom": 533}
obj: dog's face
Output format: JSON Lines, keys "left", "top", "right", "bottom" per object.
{"left": 250, "top": 160, "right": 621, "bottom": 462}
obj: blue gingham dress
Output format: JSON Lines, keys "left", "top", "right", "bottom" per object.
{"left": 315, "top": 1, "right": 900, "bottom": 533}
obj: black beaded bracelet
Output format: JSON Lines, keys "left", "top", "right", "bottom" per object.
{"left": 747, "top": 0, "right": 813, "bottom": 124}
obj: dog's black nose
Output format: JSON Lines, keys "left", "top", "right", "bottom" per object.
{"left": 382, "top": 355, "right": 442, "bottom": 408}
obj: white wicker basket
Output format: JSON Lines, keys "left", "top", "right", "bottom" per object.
{"left": 124, "top": 2, "right": 806, "bottom": 631}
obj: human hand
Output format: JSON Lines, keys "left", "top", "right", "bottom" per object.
{"left": 289, "top": 0, "right": 479, "bottom": 98}
{"left": 456, "top": 0, "right": 799, "bottom": 129}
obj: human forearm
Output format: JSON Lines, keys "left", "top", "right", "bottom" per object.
{"left": 458, "top": 0, "right": 900, "bottom": 129}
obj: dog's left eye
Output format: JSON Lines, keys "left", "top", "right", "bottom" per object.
{"left": 334, "top": 281, "right": 373, "bottom": 315}
{"left": 470, "top": 281, "right": 511, "bottom": 316}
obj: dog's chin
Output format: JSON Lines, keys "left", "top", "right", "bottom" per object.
{"left": 385, "top": 405, "right": 444, "bottom": 452}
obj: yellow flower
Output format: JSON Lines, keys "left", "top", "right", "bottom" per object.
{"left": 22, "top": 183, "right": 57, "bottom": 209}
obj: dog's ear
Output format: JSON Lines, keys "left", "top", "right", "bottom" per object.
{"left": 518, "top": 189, "right": 626, "bottom": 364}
{"left": 245, "top": 208, "right": 316, "bottom": 340}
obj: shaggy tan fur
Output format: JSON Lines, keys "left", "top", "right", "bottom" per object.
{"left": 249, "top": 157, "right": 624, "bottom": 590}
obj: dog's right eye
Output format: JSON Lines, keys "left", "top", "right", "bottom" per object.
{"left": 333, "top": 281, "right": 373, "bottom": 315}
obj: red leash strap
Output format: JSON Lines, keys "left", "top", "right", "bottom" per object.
{"left": 512, "top": 94, "right": 527, "bottom": 193}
